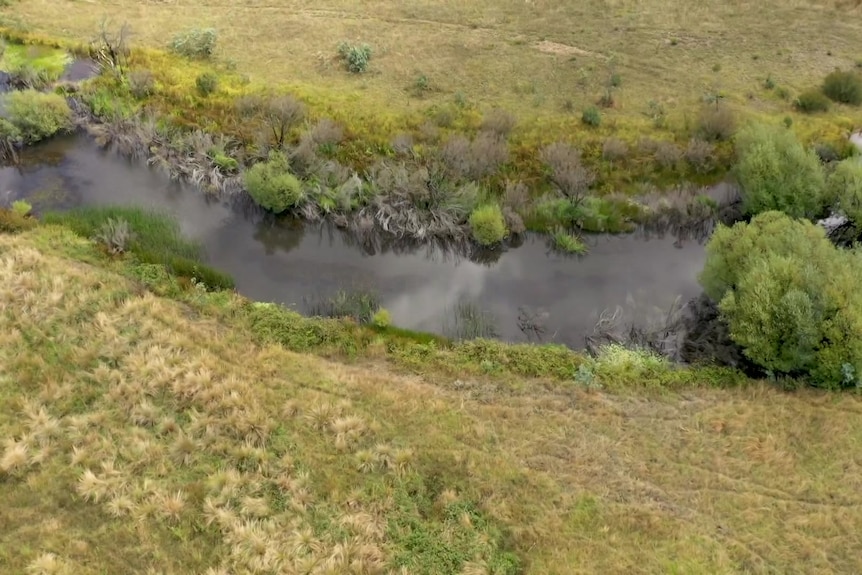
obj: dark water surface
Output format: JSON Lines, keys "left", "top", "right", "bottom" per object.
{"left": 0, "top": 134, "right": 708, "bottom": 348}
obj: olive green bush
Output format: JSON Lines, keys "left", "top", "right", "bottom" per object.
{"left": 826, "top": 159, "right": 862, "bottom": 225}
{"left": 733, "top": 123, "right": 825, "bottom": 218}
{"left": 243, "top": 151, "right": 304, "bottom": 213}
{"left": 469, "top": 203, "right": 508, "bottom": 246}
{"left": 4, "top": 90, "right": 73, "bottom": 143}
{"left": 701, "top": 211, "right": 862, "bottom": 388}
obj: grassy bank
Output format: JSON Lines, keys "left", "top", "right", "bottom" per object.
{"left": 2, "top": 211, "right": 862, "bottom": 574}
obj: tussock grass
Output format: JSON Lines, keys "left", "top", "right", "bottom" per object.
{"left": 2, "top": 221, "right": 862, "bottom": 573}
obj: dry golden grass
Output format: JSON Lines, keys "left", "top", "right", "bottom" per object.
{"left": 1, "top": 226, "right": 862, "bottom": 573}
{"left": 5, "top": 0, "right": 862, "bottom": 133}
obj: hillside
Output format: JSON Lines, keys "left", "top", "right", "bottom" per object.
{"left": 2, "top": 226, "right": 862, "bottom": 574}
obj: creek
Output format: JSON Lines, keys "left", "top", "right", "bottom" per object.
{"left": 1, "top": 133, "right": 712, "bottom": 349}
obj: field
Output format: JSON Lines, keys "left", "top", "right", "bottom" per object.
{"left": 2, "top": 225, "right": 862, "bottom": 574}
{"left": 4, "top": 0, "right": 862, "bottom": 138}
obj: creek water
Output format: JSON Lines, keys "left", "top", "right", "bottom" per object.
{"left": 1, "top": 134, "right": 709, "bottom": 348}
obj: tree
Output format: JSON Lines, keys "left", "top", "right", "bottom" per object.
{"left": 826, "top": 159, "right": 862, "bottom": 225}
{"left": 733, "top": 123, "right": 825, "bottom": 218}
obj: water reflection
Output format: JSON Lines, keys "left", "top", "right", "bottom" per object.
{"left": 3, "top": 133, "right": 709, "bottom": 348}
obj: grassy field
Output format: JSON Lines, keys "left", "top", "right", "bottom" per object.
{"left": 4, "top": 0, "right": 862, "bottom": 136}
{"left": 2, "top": 224, "right": 862, "bottom": 574}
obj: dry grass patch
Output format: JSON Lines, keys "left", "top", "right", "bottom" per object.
{"left": 1, "top": 227, "right": 862, "bottom": 574}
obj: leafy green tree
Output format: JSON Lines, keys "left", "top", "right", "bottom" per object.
{"left": 826, "top": 158, "right": 862, "bottom": 225}
{"left": 734, "top": 123, "right": 825, "bottom": 218}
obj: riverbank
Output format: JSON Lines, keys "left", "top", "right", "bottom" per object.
{"left": 0, "top": 22, "right": 857, "bottom": 249}
{"left": 3, "top": 206, "right": 862, "bottom": 574}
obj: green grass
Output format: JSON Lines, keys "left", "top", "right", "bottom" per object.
{"left": 1, "top": 224, "right": 862, "bottom": 574}
{"left": 42, "top": 206, "right": 235, "bottom": 290}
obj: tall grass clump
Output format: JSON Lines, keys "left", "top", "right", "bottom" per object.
{"left": 307, "top": 289, "right": 379, "bottom": 324}
{"left": 443, "top": 299, "right": 498, "bottom": 341}
{"left": 795, "top": 89, "right": 830, "bottom": 113}
{"left": 168, "top": 28, "right": 217, "bottom": 59}
{"left": 551, "top": 227, "right": 588, "bottom": 254}
{"left": 822, "top": 69, "right": 862, "bottom": 106}
{"left": 468, "top": 204, "right": 508, "bottom": 246}
{"left": 733, "top": 123, "right": 825, "bottom": 218}
{"left": 244, "top": 151, "right": 304, "bottom": 213}
{"left": 42, "top": 206, "right": 234, "bottom": 289}
{"left": 700, "top": 211, "right": 862, "bottom": 388}
{"left": 4, "top": 90, "right": 72, "bottom": 143}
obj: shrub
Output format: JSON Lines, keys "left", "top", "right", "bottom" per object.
{"left": 469, "top": 204, "right": 508, "bottom": 246}
{"left": 480, "top": 108, "right": 516, "bottom": 137}
{"left": 169, "top": 28, "right": 217, "bottom": 59}
{"left": 654, "top": 141, "right": 682, "bottom": 170}
{"left": 733, "top": 123, "right": 825, "bottom": 218}
{"left": 195, "top": 72, "right": 218, "bottom": 97}
{"left": 601, "top": 137, "right": 629, "bottom": 162}
{"left": 826, "top": 159, "right": 862, "bottom": 225}
{"left": 468, "top": 133, "right": 509, "bottom": 179}
{"left": 128, "top": 69, "right": 155, "bottom": 99}
{"left": 337, "top": 42, "right": 372, "bottom": 73}
{"left": 697, "top": 104, "right": 736, "bottom": 141}
{"left": 5, "top": 90, "right": 73, "bottom": 143}
{"left": 581, "top": 106, "right": 601, "bottom": 127}
{"left": 551, "top": 227, "right": 587, "bottom": 254}
{"left": 238, "top": 95, "right": 305, "bottom": 148}
{"left": 0, "top": 207, "right": 36, "bottom": 233}
{"left": 94, "top": 217, "right": 133, "bottom": 254}
{"left": 243, "top": 151, "right": 304, "bottom": 213}
{"left": 540, "top": 142, "right": 595, "bottom": 202}
{"left": 699, "top": 211, "right": 834, "bottom": 302}
{"left": 822, "top": 69, "right": 862, "bottom": 105}
{"left": 11, "top": 200, "right": 32, "bottom": 217}
{"left": 683, "top": 138, "right": 715, "bottom": 174}
{"left": 702, "top": 212, "right": 862, "bottom": 388}
{"left": 372, "top": 308, "right": 392, "bottom": 328}
{"left": 795, "top": 89, "right": 830, "bottom": 113}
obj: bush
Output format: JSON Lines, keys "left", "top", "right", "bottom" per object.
{"left": 795, "top": 89, "right": 830, "bottom": 113}
{"left": 581, "top": 106, "right": 601, "bottom": 127}
{"left": 469, "top": 204, "right": 508, "bottom": 246}
{"left": 683, "top": 138, "right": 715, "bottom": 174}
{"left": 169, "top": 28, "right": 217, "bottom": 59}
{"left": 654, "top": 141, "right": 682, "bottom": 170}
{"left": 195, "top": 72, "right": 218, "bottom": 97}
{"left": 733, "top": 123, "right": 825, "bottom": 218}
{"left": 94, "top": 217, "right": 133, "bottom": 254}
{"left": 337, "top": 42, "right": 372, "bottom": 73}
{"left": 702, "top": 211, "right": 862, "bottom": 388}
{"left": 4, "top": 90, "right": 73, "bottom": 143}
{"left": 372, "top": 308, "right": 392, "bottom": 328}
{"left": 826, "top": 159, "right": 862, "bottom": 225}
{"left": 128, "top": 69, "right": 155, "bottom": 99}
{"left": 11, "top": 200, "right": 31, "bottom": 217}
{"left": 540, "top": 142, "right": 595, "bottom": 202}
{"left": 480, "top": 108, "right": 516, "bottom": 137}
{"left": 822, "top": 69, "right": 862, "bottom": 105}
{"left": 601, "top": 137, "right": 629, "bottom": 162}
{"left": 243, "top": 151, "right": 304, "bottom": 213}
{"left": 0, "top": 207, "right": 36, "bottom": 233}
{"left": 696, "top": 104, "right": 736, "bottom": 141}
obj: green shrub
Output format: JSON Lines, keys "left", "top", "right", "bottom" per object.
{"left": 11, "top": 200, "right": 32, "bottom": 217}
{"left": 699, "top": 211, "right": 834, "bottom": 302}
{"left": 822, "top": 69, "right": 862, "bottom": 105}
{"left": 337, "top": 42, "right": 372, "bottom": 73}
{"left": 372, "top": 307, "right": 392, "bottom": 328}
{"left": 733, "top": 123, "right": 825, "bottom": 218}
{"left": 551, "top": 227, "right": 588, "bottom": 254}
{"left": 4, "top": 90, "right": 73, "bottom": 143}
{"left": 703, "top": 212, "right": 862, "bottom": 388}
{"left": 794, "top": 89, "right": 830, "bottom": 113}
{"left": 469, "top": 204, "right": 508, "bottom": 246}
{"left": 168, "top": 28, "right": 217, "bottom": 59}
{"left": 195, "top": 72, "right": 218, "bottom": 97}
{"left": 581, "top": 106, "right": 601, "bottom": 127}
{"left": 243, "top": 151, "right": 304, "bottom": 213}
{"left": 826, "top": 159, "right": 862, "bottom": 225}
